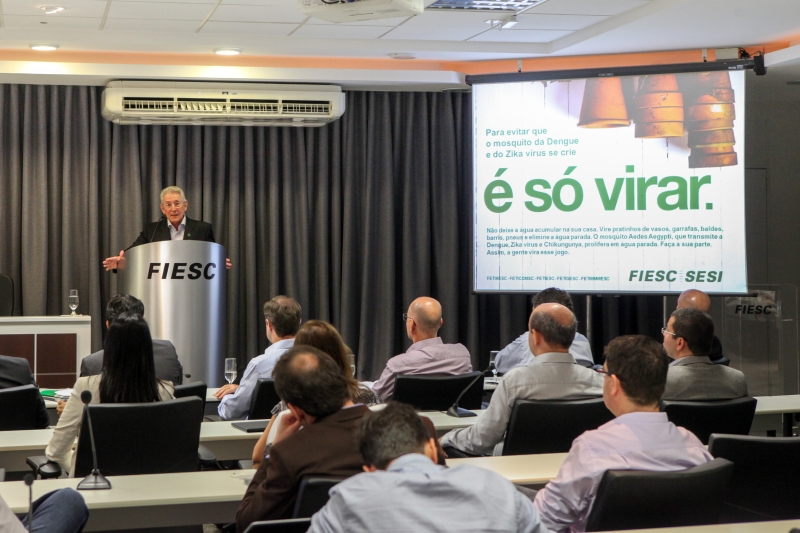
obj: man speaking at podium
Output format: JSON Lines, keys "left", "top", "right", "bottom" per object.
{"left": 102, "top": 186, "right": 231, "bottom": 271}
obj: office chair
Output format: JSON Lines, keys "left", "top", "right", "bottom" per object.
{"left": 243, "top": 518, "right": 311, "bottom": 533}
{"left": 502, "top": 398, "right": 615, "bottom": 456}
{"left": 0, "top": 385, "right": 43, "bottom": 431}
{"left": 28, "top": 396, "right": 203, "bottom": 478}
{"left": 585, "top": 458, "right": 734, "bottom": 531}
{"left": 249, "top": 378, "right": 281, "bottom": 420}
{"left": 393, "top": 372, "right": 483, "bottom": 411}
{"left": 173, "top": 381, "right": 218, "bottom": 468}
{"left": 0, "top": 274, "right": 13, "bottom": 316}
{"left": 660, "top": 397, "right": 757, "bottom": 444}
{"left": 292, "top": 476, "right": 346, "bottom": 518}
{"left": 709, "top": 433, "right": 800, "bottom": 521}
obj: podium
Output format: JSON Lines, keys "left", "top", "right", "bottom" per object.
{"left": 118, "top": 241, "right": 226, "bottom": 387}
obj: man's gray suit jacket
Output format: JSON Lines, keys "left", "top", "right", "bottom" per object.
{"left": 662, "top": 355, "right": 748, "bottom": 401}
{"left": 80, "top": 339, "right": 184, "bottom": 385}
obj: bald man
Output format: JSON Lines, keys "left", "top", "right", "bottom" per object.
{"left": 371, "top": 297, "right": 472, "bottom": 401}
{"left": 440, "top": 304, "right": 603, "bottom": 456}
{"left": 676, "top": 289, "right": 724, "bottom": 363}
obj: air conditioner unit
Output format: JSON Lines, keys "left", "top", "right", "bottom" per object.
{"left": 298, "top": 0, "right": 423, "bottom": 23}
{"left": 101, "top": 81, "right": 346, "bottom": 127}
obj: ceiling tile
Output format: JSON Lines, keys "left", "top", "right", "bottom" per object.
{"left": 210, "top": 4, "right": 308, "bottom": 23}
{"left": 1, "top": 1, "right": 108, "bottom": 17}
{"left": 468, "top": 28, "right": 571, "bottom": 41}
{"left": 292, "top": 24, "right": 393, "bottom": 38}
{"left": 529, "top": 0, "right": 649, "bottom": 16}
{"left": 222, "top": 0, "right": 298, "bottom": 5}
{"left": 380, "top": 25, "right": 481, "bottom": 40}
{"left": 113, "top": 0, "right": 217, "bottom": 3}
{"left": 305, "top": 16, "right": 410, "bottom": 26}
{"left": 514, "top": 13, "right": 607, "bottom": 31}
{"left": 107, "top": 2, "right": 215, "bottom": 20}
{"left": 200, "top": 21, "right": 300, "bottom": 36}
{"left": 3, "top": 15, "right": 102, "bottom": 30}
{"left": 397, "top": 10, "right": 496, "bottom": 28}
{"left": 102, "top": 18, "right": 202, "bottom": 32}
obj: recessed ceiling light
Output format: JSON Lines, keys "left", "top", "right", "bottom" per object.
{"left": 214, "top": 48, "right": 241, "bottom": 56}
{"left": 30, "top": 44, "right": 59, "bottom": 51}
{"left": 41, "top": 6, "right": 65, "bottom": 14}
{"left": 388, "top": 53, "right": 416, "bottom": 60}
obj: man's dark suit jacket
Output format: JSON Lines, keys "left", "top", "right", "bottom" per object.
{"left": 128, "top": 216, "right": 215, "bottom": 250}
{"left": 0, "top": 355, "right": 50, "bottom": 429}
{"left": 236, "top": 404, "right": 369, "bottom": 530}
{"left": 80, "top": 339, "right": 184, "bottom": 385}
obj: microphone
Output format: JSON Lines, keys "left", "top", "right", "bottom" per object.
{"left": 24, "top": 473, "right": 33, "bottom": 532}
{"left": 76, "top": 391, "right": 112, "bottom": 491}
{"left": 446, "top": 366, "right": 493, "bottom": 418}
{"left": 149, "top": 214, "right": 166, "bottom": 243}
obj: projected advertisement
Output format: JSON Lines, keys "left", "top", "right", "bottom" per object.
{"left": 474, "top": 70, "right": 747, "bottom": 293}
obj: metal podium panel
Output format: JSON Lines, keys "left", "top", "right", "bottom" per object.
{"left": 118, "top": 241, "right": 226, "bottom": 387}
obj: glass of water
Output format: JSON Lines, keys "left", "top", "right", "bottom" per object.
{"left": 489, "top": 350, "right": 499, "bottom": 379}
{"left": 68, "top": 290, "right": 79, "bottom": 316}
{"left": 224, "top": 358, "right": 237, "bottom": 385}
{"left": 348, "top": 353, "right": 356, "bottom": 378}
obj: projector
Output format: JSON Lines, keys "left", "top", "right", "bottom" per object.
{"left": 298, "top": 0, "right": 423, "bottom": 23}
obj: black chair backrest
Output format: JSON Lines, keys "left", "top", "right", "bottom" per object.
{"left": 249, "top": 378, "right": 281, "bottom": 419}
{"left": 0, "top": 274, "right": 13, "bottom": 316}
{"left": 709, "top": 434, "right": 800, "bottom": 520}
{"left": 660, "top": 397, "right": 757, "bottom": 444}
{"left": 585, "top": 458, "right": 734, "bottom": 531}
{"left": 173, "top": 381, "right": 207, "bottom": 412}
{"left": 292, "top": 475, "right": 346, "bottom": 518}
{"left": 0, "top": 384, "right": 40, "bottom": 431}
{"left": 393, "top": 371, "right": 482, "bottom": 411}
{"left": 244, "top": 518, "right": 311, "bottom": 533}
{"left": 73, "top": 396, "right": 203, "bottom": 477}
{"left": 502, "top": 398, "right": 614, "bottom": 455}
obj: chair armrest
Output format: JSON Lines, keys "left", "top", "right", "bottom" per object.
{"left": 26, "top": 456, "right": 62, "bottom": 479}
{"left": 442, "top": 446, "right": 483, "bottom": 459}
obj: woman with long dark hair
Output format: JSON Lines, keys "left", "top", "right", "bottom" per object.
{"left": 46, "top": 312, "right": 174, "bottom": 473}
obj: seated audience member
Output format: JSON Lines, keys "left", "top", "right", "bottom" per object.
{"left": 440, "top": 303, "right": 603, "bottom": 456}
{"left": 46, "top": 313, "right": 174, "bottom": 473}
{"left": 236, "top": 346, "right": 369, "bottom": 530}
{"left": 0, "top": 354, "right": 49, "bottom": 429}
{"left": 0, "top": 489, "right": 88, "bottom": 533}
{"left": 495, "top": 287, "right": 594, "bottom": 373}
{"left": 308, "top": 402, "right": 547, "bottom": 533}
{"left": 251, "top": 320, "right": 380, "bottom": 466}
{"left": 676, "top": 289, "right": 725, "bottom": 362}
{"left": 80, "top": 294, "right": 183, "bottom": 384}
{"left": 662, "top": 308, "right": 747, "bottom": 400}
{"left": 372, "top": 296, "right": 472, "bottom": 401}
{"left": 216, "top": 295, "right": 300, "bottom": 420}
{"left": 533, "top": 335, "right": 713, "bottom": 533}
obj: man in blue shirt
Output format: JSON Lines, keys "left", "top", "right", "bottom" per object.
{"left": 308, "top": 402, "right": 547, "bottom": 533}
{"left": 215, "top": 295, "right": 301, "bottom": 420}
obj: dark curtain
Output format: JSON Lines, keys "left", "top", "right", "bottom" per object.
{"left": 0, "top": 84, "right": 664, "bottom": 380}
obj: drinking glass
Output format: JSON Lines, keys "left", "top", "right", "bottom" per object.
{"left": 68, "top": 289, "right": 79, "bottom": 316}
{"left": 224, "top": 358, "right": 237, "bottom": 385}
{"left": 489, "top": 350, "right": 499, "bottom": 379}
{"left": 348, "top": 353, "right": 356, "bottom": 378}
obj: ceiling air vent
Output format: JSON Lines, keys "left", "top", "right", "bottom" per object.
{"left": 176, "top": 98, "right": 227, "bottom": 113}
{"left": 282, "top": 100, "right": 331, "bottom": 115}
{"left": 122, "top": 98, "right": 175, "bottom": 112}
{"left": 230, "top": 99, "right": 280, "bottom": 114}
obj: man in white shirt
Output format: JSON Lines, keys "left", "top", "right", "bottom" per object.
{"left": 495, "top": 288, "right": 594, "bottom": 373}
{"left": 533, "top": 335, "right": 713, "bottom": 533}
{"left": 215, "top": 295, "right": 301, "bottom": 420}
{"left": 308, "top": 401, "right": 547, "bottom": 533}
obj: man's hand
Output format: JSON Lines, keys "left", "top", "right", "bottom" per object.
{"left": 274, "top": 411, "right": 303, "bottom": 445}
{"left": 102, "top": 250, "right": 125, "bottom": 271}
{"left": 56, "top": 400, "right": 66, "bottom": 417}
{"left": 213, "top": 384, "right": 238, "bottom": 399}
{"left": 226, "top": 257, "right": 232, "bottom": 270}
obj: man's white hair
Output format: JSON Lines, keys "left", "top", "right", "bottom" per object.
{"left": 160, "top": 186, "right": 186, "bottom": 203}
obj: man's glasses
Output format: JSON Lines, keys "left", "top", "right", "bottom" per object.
{"left": 661, "top": 327, "right": 679, "bottom": 337}
{"left": 596, "top": 368, "right": 624, "bottom": 381}
{"left": 161, "top": 202, "right": 186, "bottom": 209}
{"left": 402, "top": 313, "right": 414, "bottom": 323}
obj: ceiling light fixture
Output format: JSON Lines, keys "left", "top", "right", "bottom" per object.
{"left": 388, "top": 53, "right": 416, "bottom": 60}
{"left": 214, "top": 48, "right": 241, "bottom": 56}
{"left": 30, "top": 44, "right": 59, "bottom": 51}
{"left": 41, "top": 6, "right": 65, "bottom": 14}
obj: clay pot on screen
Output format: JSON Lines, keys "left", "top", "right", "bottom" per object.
{"left": 683, "top": 70, "right": 738, "bottom": 168}
{"left": 577, "top": 78, "right": 631, "bottom": 128}
{"left": 631, "top": 75, "right": 684, "bottom": 138}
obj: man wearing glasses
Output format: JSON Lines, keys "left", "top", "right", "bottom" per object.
{"left": 533, "top": 336, "right": 712, "bottom": 533}
{"left": 661, "top": 308, "right": 747, "bottom": 400}
{"left": 371, "top": 297, "right": 472, "bottom": 401}
{"left": 102, "top": 185, "right": 231, "bottom": 270}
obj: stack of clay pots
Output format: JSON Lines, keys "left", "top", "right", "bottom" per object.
{"left": 631, "top": 74, "right": 684, "bottom": 138}
{"left": 683, "top": 71, "right": 738, "bottom": 168}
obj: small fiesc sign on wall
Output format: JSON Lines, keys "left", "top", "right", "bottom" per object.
{"left": 725, "top": 290, "right": 780, "bottom": 321}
